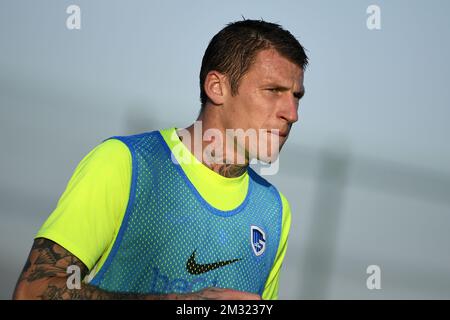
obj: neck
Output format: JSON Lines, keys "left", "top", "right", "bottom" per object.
{"left": 207, "top": 162, "right": 248, "bottom": 178}
{"left": 178, "top": 116, "right": 249, "bottom": 179}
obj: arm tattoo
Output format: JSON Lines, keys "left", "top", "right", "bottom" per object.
{"left": 16, "top": 238, "right": 150, "bottom": 300}
{"left": 18, "top": 238, "right": 86, "bottom": 282}
{"left": 15, "top": 238, "right": 199, "bottom": 300}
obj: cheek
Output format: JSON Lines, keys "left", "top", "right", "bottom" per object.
{"left": 228, "top": 92, "right": 273, "bottom": 129}
{"left": 247, "top": 95, "right": 273, "bottom": 121}
{"left": 229, "top": 97, "right": 255, "bottom": 126}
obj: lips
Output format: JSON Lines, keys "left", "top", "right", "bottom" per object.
{"left": 268, "top": 130, "right": 288, "bottom": 138}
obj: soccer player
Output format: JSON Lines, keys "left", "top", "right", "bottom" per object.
{"left": 13, "top": 19, "right": 308, "bottom": 300}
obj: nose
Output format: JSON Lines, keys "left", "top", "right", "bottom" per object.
{"left": 278, "top": 94, "right": 299, "bottom": 124}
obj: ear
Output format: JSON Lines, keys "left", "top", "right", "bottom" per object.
{"left": 203, "top": 71, "right": 228, "bottom": 105}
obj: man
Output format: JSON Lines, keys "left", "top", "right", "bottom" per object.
{"left": 13, "top": 19, "right": 308, "bottom": 300}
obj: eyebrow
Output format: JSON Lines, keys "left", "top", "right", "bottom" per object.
{"left": 266, "top": 84, "right": 305, "bottom": 99}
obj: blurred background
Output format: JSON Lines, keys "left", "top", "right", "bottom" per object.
{"left": 1, "top": 0, "right": 449, "bottom": 299}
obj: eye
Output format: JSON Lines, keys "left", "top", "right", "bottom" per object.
{"left": 294, "top": 91, "right": 305, "bottom": 100}
{"left": 267, "top": 88, "right": 281, "bottom": 93}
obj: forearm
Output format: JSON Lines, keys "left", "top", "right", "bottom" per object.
{"left": 14, "top": 239, "right": 260, "bottom": 300}
{"left": 14, "top": 278, "right": 257, "bottom": 300}
{"left": 39, "top": 278, "right": 148, "bottom": 300}
{"left": 14, "top": 277, "right": 176, "bottom": 300}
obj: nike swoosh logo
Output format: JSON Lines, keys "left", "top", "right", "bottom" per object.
{"left": 186, "top": 250, "right": 241, "bottom": 275}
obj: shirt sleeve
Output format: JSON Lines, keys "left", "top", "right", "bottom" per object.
{"left": 35, "top": 138, "right": 132, "bottom": 270}
{"left": 261, "top": 191, "right": 292, "bottom": 300}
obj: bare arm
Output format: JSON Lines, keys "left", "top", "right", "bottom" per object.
{"left": 13, "top": 238, "right": 260, "bottom": 300}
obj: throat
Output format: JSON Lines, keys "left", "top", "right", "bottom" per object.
{"left": 208, "top": 163, "right": 248, "bottom": 178}
{"left": 176, "top": 126, "right": 248, "bottom": 178}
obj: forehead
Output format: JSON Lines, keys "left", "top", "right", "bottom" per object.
{"left": 245, "top": 49, "right": 304, "bottom": 85}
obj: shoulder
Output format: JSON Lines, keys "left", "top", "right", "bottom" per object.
{"left": 106, "top": 130, "right": 162, "bottom": 146}
{"left": 62, "top": 138, "right": 132, "bottom": 198}
{"left": 34, "top": 138, "right": 133, "bottom": 270}
{"left": 92, "top": 138, "right": 131, "bottom": 160}
{"left": 247, "top": 168, "right": 291, "bottom": 228}
{"left": 79, "top": 138, "right": 131, "bottom": 172}
{"left": 247, "top": 168, "right": 285, "bottom": 205}
{"left": 247, "top": 167, "right": 278, "bottom": 192}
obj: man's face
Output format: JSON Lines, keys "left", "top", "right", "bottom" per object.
{"left": 221, "top": 48, "right": 305, "bottom": 163}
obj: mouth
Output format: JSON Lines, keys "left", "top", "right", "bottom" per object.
{"left": 268, "top": 130, "right": 289, "bottom": 138}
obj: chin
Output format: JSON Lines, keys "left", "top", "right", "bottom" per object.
{"left": 255, "top": 149, "right": 281, "bottom": 164}
{"left": 258, "top": 135, "right": 282, "bottom": 161}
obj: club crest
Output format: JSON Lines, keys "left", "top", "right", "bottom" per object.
{"left": 251, "top": 225, "right": 266, "bottom": 256}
